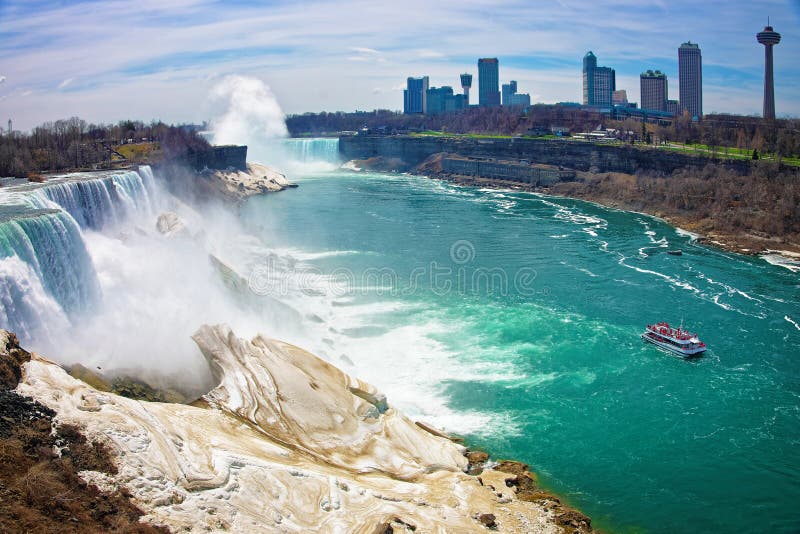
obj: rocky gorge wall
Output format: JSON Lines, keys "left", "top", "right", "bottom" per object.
{"left": 186, "top": 145, "right": 248, "bottom": 171}
{"left": 339, "top": 135, "right": 753, "bottom": 175}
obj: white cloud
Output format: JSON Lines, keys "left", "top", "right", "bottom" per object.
{"left": 350, "top": 47, "right": 381, "bottom": 55}
{"left": 0, "top": 76, "right": 6, "bottom": 84}
{"left": 417, "top": 50, "right": 445, "bottom": 59}
{"left": 0, "top": 0, "right": 797, "bottom": 129}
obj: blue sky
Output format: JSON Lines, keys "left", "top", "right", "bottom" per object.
{"left": 1, "top": 0, "right": 799, "bottom": 130}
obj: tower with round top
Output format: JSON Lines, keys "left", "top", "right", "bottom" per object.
{"left": 757, "top": 23, "right": 781, "bottom": 120}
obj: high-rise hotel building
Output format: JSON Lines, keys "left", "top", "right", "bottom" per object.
{"left": 478, "top": 58, "right": 500, "bottom": 107}
{"left": 640, "top": 70, "right": 668, "bottom": 112}
{"left": 678, "top": 42, "right": 702, "bottom": 118}
{"left": 583, "top": 51, "right": 615, "bottom": 108}
{"left": 403, "top": 76, "right": 429, "bottom": 114}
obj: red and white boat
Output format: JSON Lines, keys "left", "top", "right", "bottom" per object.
{"left": 642, "top": 322, "right": 707, "bottom": 357}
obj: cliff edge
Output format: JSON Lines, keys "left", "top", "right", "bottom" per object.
{"left": 201, "top": 162, "right": 295, "bottom": 201}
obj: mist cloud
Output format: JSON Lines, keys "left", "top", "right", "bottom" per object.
{"left": 210, "top": 75, "right": 288, "bottom": 145}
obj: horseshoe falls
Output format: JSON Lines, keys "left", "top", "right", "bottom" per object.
{"left": 280, "top": 137, "right": 341, "bottom": 165}
{"left": 244, "top": 137, "right": 342, "bottom": 176}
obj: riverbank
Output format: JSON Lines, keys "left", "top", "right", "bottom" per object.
{"left": 548, "top": 174, "right": 800, "bottom": 258}
{"left": 339, "top": 134, "right": 800, "bottom": 261}
{"left": 415, "top": 169, "right": 800, "bottom": 261}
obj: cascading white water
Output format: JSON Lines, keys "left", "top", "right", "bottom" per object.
{"left": 0, "top": 255, "right": 70, "bottom": 343}
{"left": 280, "top": 138, "right": 341, "bottom": 165}
{"left": 0, "top": 164, "right": 292, "bottom": 394}
{"left": 0, "top": 167, "right": 156, "bottom": 344}
{"left": 35, "top": 170, "right": 154, "bottom": 230}
{"left": 0, "top": 212, "right": 100, "bottom": 320}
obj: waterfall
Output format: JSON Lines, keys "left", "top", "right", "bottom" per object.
{"left": 35, "top": 168, "right": 154, "bottom": 230}
{"left": 0, "top": 255, "right": 70, "bottom": 344}
{"left": 0, "top": 210, "right": 100, "bottom": 342}
{"left": 281, "top": 138, "right": 341, "bottom": 165}
{"left": 0, "top": 166, "right": 155, "bottom": 344}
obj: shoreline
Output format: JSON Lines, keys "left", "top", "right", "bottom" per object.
{"left": 421, "top": 171, "right": 800, "bottom": 267}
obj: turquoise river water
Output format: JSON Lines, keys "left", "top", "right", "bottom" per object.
{"left": 241, "top": 161, "right": 800, "bottom": 533}
{"left": 1, "top": 139, "right": 798, "bottom": 533}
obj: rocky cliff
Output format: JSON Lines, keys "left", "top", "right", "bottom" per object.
{"left": 187, "top": 145, "right": 249, "bottom": 172}
{"left": 155, "top": 161, "right": 294, "bottom": 204}
{"left": 5, "top": 326, "right": 592, "bottom": 533}
{"left": 339, "top": 135, "right": 752, "bottom": 175}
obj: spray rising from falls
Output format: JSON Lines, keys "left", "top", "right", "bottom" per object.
{"left": 210, "top": 75, "right": 288, "bottom": 149}
{"left": 209, "top": 76, "right": 341, "bottom": 174}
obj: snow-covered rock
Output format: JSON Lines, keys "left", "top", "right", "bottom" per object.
{"left": 14, "top": 325, "right": 567, "bottom": 533}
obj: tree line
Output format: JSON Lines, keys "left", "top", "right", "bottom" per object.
{"left": 286, "top": 106, "right": 607, "bottom": 137}
{"left": 615, "top": 113, "right": 800, "bottom": 157}
{"left": 287, "top": 107, "right": 800, "bottom": 159}
{"left": 0, "top": 118, "right": 210, "bottom": 178}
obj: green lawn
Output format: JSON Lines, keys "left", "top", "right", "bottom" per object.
{"left": 411, "top": 131, "right": 514, "bottom": 139}
{"left": 657, "top": 142, "right": 800, "bottom": 166}
{"left": 116, "top": 142, "right": 162, "bottom": 162}
{"left": 406, "top": 132, "right": 800, "bottom": 166}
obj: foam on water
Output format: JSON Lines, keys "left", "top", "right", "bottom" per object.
{"left": 675, "top": 227, "right": 701, "bottom": 241}
{"left": 761, "top": 252, "right": 800, "bottom": 273}
{"left": 237, "top": 240, "right": 522, "bottom": 437}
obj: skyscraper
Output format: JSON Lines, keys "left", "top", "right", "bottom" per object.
{"left": 593, "top": 67, "right": 615, "bottom": 107}
{"left": 582, "top": 52, "right": 596, "bottom": 106}
{"left": 583, "top": 52, "right": 614, "bottom": 107}
{"left": 678, "top": 42, "right": 702, "bottom": 118}
{"left": 640, "top": 70, "right": 668, "bottom": 112}
{"left": 460, "top": 73, "right": 473, "bottom": 106}
{"left": 425, "top": 86, "right": 466, "bottom": 114}
{"left": 403, "top": 76, "right": 429, "bottom": 114}
{"left": 757, "top": 24, "right": 781, "bottom": 120}
{"left": 501, "top": 81, "right": 530, "bottom": 107}
{"left": 478, "top": 58, "right": 500, "bottom": 107}
{"left": 501, "top": 81, "right": 517, "bottom": 106}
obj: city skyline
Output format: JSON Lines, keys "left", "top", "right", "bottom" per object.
{"left": 1, "top": 0, "right": 799, "bottom": 130}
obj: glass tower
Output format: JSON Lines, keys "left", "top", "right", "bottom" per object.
{"left": 478, "top": 58, "right": 500, "bottom": 107}
{"left": 678, "top": 42, "right": 702, "bottom": 118}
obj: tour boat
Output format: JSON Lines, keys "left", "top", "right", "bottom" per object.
{"left": 642, "top": 322, "right": 707, "bottom": 357}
